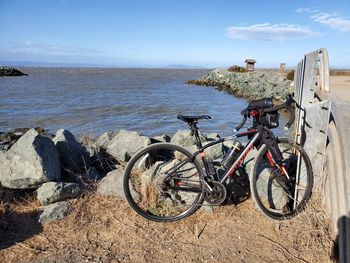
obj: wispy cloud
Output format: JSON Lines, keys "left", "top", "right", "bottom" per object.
{"left": 226, "top": 23, "right": 319, "bottom": 41}
{"left": 11, "top": 41, "right": 102, "bottom": 55}
{"left": 297, "top": 8, "right": 350, "bottom": 32}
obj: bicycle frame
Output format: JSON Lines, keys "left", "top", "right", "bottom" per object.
{"left": 164, "top": 125, "right": 290, "bottom": 194}
{"left": 191, "top": 128, "right": 260, "bottom": 184}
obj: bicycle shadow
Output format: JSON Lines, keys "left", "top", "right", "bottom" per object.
{"left": 217, "top": 166, "right": 251, "bottom": 206}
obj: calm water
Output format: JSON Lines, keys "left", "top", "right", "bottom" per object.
{"left": 0, "top": 68, "right": 286, "bottom": 137}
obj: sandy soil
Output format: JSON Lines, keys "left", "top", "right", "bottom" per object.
{"left": 0, "top": 192, "right": 335, "bottom": 263}
{"left": 330, "top": 76, "right": 350, "bottom": 102}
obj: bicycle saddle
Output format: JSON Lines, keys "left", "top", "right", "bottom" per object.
{"left": 177, "top": 115, "right": 212, "bottom": 123}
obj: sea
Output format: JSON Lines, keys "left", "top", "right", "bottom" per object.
{"left": 0, "top": 67, "right": 288, "bottom": 138}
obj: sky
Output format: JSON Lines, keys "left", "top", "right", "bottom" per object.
{"left": 1, "top": 0, "right": 350, "bottom": 68}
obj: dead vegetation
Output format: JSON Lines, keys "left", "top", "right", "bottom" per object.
{"left": 330, "top": 69, "right": 350, "bottom": 76}
{"left": 0, "top": 191, "right": 336, "bottom": 263}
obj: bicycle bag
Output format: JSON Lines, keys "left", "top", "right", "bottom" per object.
{"left": 247, "top": 98, "right": 273, "bottom": 110}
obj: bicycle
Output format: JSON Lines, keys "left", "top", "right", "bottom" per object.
{"left": 123, "top": 94, "right": 313, "bottom": 222}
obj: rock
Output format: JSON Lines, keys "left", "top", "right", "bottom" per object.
{"left": 0, "top": 127, "right": 51, "bottom": 152}
{"left": 97, "top": 168, "right": 139, "bottom": 200}
{"left": 187, "top": 69, "right": 293, "bottom": 101}
{"left": 0, "top": 129, "right": 60, "bottom": 189}
{"left": 105, "top": 130, "right": 151, "bottom": 162}
{"left": 151, "top": 134, "right": 171, "bottom": 143}
{"left": 94, "top": 131, "right": 118, "bottom": 149}
{"left": 181, "top": 141, "right": 224, "bottom": 160}
{"left": 170, "top": 130, "right": 206, "bottom": 147}
{"left": 53, "top": 129, "right": 90, "bottom": 173}
{"left": 0, "top": 66, "right": 28, "bottom": 77}
{"left": 205, "top": 133, "right": 220, "bottom": 141}
{"left": 37, "top": 182, "right": 82, "bottom": 205}
{"left": 203, "top": 142, "right": 224, "bottom": 160}
{"left": 39, "top": 201, "right": 70, "bottom": 224}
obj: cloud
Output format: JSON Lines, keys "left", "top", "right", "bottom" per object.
{"left": 11, "top": 41, "right": 102, "bottom": 55}
{"left": 226, "top": 23, "right": 319, "bottom": 41}
{"left": 297, "top": 8, "right": 350, "bottom": 32}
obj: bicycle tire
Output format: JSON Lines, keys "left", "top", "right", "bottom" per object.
{"left": 250, "top": 137, "right": 313, "bottom": 220}
{"left": 123, "top": 143, "right": 204, "bottom": 222}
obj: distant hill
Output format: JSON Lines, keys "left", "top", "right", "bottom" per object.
{"left": 163, "top": 64, "right": 205, "bottom": 69}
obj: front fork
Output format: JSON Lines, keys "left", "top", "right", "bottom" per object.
{"left": 266, "top": 150, "right": 290, "bottom": 180}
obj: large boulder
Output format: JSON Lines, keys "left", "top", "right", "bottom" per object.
{"left": 37, "top": 182, "right": 82, "bottom": 205}
{"left": 53, "top": 129, "right": 90, "bottom": 173}
{"left": 97, "top": 168, "right": 139, "bottom": 201}
{"left": 151, "top": 134, "right": 171, "bottom": 143}
{"left": 38, "top": 201, "right": 70, "bottom": 224}
{"left": 170, "top": 130, "right": 206, "bottom": 147}
{"left": 105, "top": 130, "right": 151, "bottom": 162}
{"left": 171, "top": 130, "right": 224, "bottom": 160}
{"left": 0, "top": 129, "right": 60, "bottom": 189}
{"left": 94, "top": 131, "right": 118, "bottom": 149}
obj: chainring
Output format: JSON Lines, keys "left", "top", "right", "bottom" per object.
{"left": 203, "top": 181, "right": 227, "bottom": 205}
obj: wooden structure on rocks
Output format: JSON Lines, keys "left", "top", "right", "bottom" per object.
{"left": 244, "top": 59, "right": 256, "bottom": 71}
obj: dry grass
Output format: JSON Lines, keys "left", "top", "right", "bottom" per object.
{"left": 330, "top": 69, "right": 350, "bottom": 76}
{"left": 0, "top": 191, "right": 336, "bottom": 263}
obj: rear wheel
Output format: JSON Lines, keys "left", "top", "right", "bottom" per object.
{"left": 123, "top": 143, "right": 204, "bottom": 222}
{"left": 250, "top": 138, "right": 313, "bottom": 220}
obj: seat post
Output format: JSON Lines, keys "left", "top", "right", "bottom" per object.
{"left": 189, "top": 122, "right": 203, "bottom": 149}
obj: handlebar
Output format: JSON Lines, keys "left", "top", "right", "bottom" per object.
{"left": 234, "top": 115, "right": 247, "bottom": 132}
{"left": 234, "top": 94, "right": 296, "bottom": 132}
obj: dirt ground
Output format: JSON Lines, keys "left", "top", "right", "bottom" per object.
{"left": 0, "top": 191, "right": 335, "bottom": 263}
{"left": 330, "top": 75, "right": 350, "bottom": 102}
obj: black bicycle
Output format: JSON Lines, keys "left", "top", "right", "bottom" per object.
{"left": 123, "top": 94, "right": 313, "bottom": 222}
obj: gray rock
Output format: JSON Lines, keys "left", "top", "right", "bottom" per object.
{"left": 189, "top": 69, "right": 293, "bottom": 101}
{"left": 105, "top": 130, "right": 151, "bottom": 162}
{"left": 95, "top": 131, "right": 118, "bottom": 149}
{"left": 151, "top": 134, "right": 171, "bottom": 143}
{"left": 204, "top": 142, "right": 224, "bottom": 160}
{"left": 39, "top": 201, "right": 70, "bottom": 224}
{"left": 170, "top": 130, "right": 206, "bottom": 147}
{"left": 180, "top": 141, "right": 224, "bottom": 160}
{"left": 37, "top": 182, "right": 82, "bottom": 205}
{"left": 205, "top": 133, "right": 220, "bottom": 141}
{"left": 0, "top": 129, "right": 60, "bottom": 189}
{"left": 97, "top": 168, "right": 139, "bottom": 201}
{"left": 53, "top": 129, "right": 90, "bottom": 173}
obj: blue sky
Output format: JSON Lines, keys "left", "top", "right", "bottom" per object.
{"left": 1, "top": 0, "right": 350, "bottom": 68}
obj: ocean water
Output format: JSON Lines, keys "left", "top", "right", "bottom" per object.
{"left": 0, "top": 68, "right": 287, "bottom": 137}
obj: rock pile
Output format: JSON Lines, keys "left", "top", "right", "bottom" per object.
{"left": 0, "top": 66, "right": 28, "bottom": 77}
{"left": 187, "top": 69, "right": 293, "bottom": 101}
{"left": 0, "top": 127, "right": 228, "bottom": 224}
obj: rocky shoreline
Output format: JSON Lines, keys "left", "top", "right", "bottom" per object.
{"left": 0, "top": 127, "right": 232, "bottom": 224}
{"left": 187, "top": 69, "right": 294, "bottom": 101}
{"left": 0, "top": 66, "right": 28, "bottom": 77}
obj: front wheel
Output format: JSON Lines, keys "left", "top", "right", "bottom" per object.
{"left": 250, "top": 138, "right": 313, "bottom": 220}
{"left": 123, "top": 143, "right": 204, "bottom": 222}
